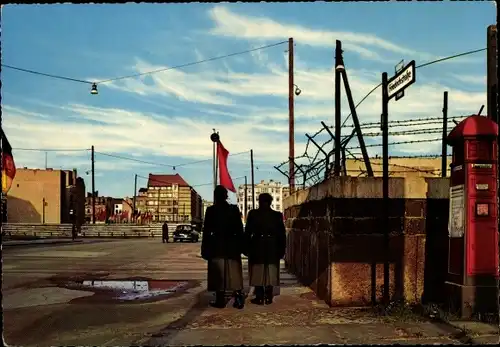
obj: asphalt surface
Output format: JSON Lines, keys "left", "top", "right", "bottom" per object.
{"left": 2, "top": 239, "right": 497, "bottom": 346}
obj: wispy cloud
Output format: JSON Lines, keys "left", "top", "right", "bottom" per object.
{"left": 207, "top": 6, "right": 483, "bottom": 65}
{"left": 450, "top": 74, "right": 487, "bottom": 85}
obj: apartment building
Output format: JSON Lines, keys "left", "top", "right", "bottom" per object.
{"left": 144, "top": 173, "right": 202, "bottom": 223}
{"left": 6, "top": 168, "right": 85, "bottom": 226}
{"left": 236, "top": 179, "right": 288, "bottom": 217}
{"left": 202, "top": 200, "right": 213, "bottom": 220}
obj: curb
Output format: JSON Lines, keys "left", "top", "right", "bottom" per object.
{"left": 3, "top": 239, "right": 85, "bottom": 247}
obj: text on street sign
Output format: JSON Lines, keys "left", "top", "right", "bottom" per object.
{"left": 387, "top": 60, "right": 416, "bottom": 100}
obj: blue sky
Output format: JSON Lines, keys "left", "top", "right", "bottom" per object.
{"left": 1, "top": 2, "right": 496, "bottom": 202}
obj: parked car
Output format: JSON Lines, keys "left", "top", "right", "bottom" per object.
{"left": 173, "top": 224, "right": 200, "bottom": 243}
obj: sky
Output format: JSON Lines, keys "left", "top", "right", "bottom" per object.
{"left": 1, "top": 2, "right": 496, "bottom": 202}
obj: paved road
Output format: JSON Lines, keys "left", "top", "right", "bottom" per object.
{"left": 2, "top": 239, "right": 496, "bottom": 346}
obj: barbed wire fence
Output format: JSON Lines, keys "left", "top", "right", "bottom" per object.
{"left": 274, "top": 115, "right": 467, "bottom": 189}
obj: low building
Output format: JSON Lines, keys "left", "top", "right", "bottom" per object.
{"left": 6, "top": 168, "right": 85, "bottom": 227}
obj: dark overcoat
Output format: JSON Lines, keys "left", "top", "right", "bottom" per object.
{"left": 201, "top": 203, "right": 244, "bottom": 292}
{"left": 244, "top": 208, "right": 286, "bottom": 287}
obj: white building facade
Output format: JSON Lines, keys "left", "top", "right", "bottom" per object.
{"left": 236, "top": 180, "right": 290, "bottom": 219}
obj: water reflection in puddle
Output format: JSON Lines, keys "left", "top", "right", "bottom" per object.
{"left": 79, "top": 280, "right": 188, "bottom": 301}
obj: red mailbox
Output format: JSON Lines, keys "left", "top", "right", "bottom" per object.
{"left": 445, "top": 114, "right": 498, "bottom": 318}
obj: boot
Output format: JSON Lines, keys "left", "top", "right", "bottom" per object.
{"left": 251, "top": 286, "right": 264, "bottom": 305}
{"left": 209, "top": 291, "right": 226, "bottom": 308}
{"left": 233, "top": 290, "right": 245, "bottom": 309}
{"left": 264, "top": 286, "right": 273, "bottom": 305}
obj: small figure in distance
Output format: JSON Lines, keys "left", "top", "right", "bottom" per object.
{"left": 162, "top": 221, "right": 169, "bottom": 243}
{"left": 201, "top": 185, "right": 246, "bottom": 309}
{"left": 244, "top": 193, "right": 286, "bottom": 305}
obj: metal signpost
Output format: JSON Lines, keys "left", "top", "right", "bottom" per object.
{"left": 380, "top": 60, "right": 416, "bottom": 304}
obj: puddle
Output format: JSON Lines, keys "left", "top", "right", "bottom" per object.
{"left": 77, "top": 279, "right": 189, "bottom": 301}
{"left": 55, "top": 278, "right": 197, "bottom": 303}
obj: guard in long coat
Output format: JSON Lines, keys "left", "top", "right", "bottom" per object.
{"left": 245, "top": 193, "right": 286, "bottom": 305}
{"left": 201, "top": 185, "right": 245, "bottom": 309}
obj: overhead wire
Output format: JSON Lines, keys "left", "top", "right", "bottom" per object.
{"left": 0, "top": 64, "right": 93, "bottom": 84}
{"left": 12, "top": 147, "right": 90, "bottom": 152}
{"left": 1, "top": 41, "right": 288, "bottom": 86}
{"left": 136, "top": 174, "right": 246, "bottom": 189}
{"left": 339, "top": 47, "right": 486, "bottom": 128}
{"left": 96, "top": 41, "right": 288, "bottom": 84}
{"left": 94, "top": 149, "right": 250, "bottom": 169}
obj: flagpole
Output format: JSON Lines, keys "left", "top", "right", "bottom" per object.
{"left": 210, "top": 131, "right": 220, "bottom": 195}
{"left": 215, "top": 131, "right": 220, "bottom": 185}
{"left": 250, "top": 149, "right": 255, "bottom": 210}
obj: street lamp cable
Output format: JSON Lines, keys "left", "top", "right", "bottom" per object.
{"left": 1, "top": 41, "right": 288, "bottom": 86}
{"left": 0, "top": 64, "right": 94, "bottom": 84}
{"left": 96, "top": 41, "right": 288, "bottom": 84}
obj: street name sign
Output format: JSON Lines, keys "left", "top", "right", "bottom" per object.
{"left": 394, "top": 60, "right": 405, "bottom": 101}
{"left": 387, "top": 60, "right": 415, "bottom": 100}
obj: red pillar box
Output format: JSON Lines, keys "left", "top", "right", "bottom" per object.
{"left": 445, "top": 115, "right": 499, "bottom": 318}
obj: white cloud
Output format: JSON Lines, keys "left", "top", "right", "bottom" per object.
{"left": 207, "top": 6, "right": 434, "bottom": 62}
{"left": 450, "top": 74, "right": 487, "bottom": 85}
{"left": 207, "top": 6, "right": 483, "bottom": 65}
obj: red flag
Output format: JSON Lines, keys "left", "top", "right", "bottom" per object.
{"left": 1, "top": 127, "right": 16, "bottom": 194}
{"left": 217, "top": 141, "right": 236, "bottom": 193}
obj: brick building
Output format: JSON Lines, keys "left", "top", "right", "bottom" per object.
{"left": 6, "top": 168, "right": 85, "bottom": 226}
{"left": 84, "top": 192, "right": 113, "bottom": 224}
{"left": 143, "top": 173, "right": 202, "bottom": 223}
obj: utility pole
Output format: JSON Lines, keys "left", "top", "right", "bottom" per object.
{"left": 251, "top": 149, "right": 255, "bottom": 210}
{"left": 334, "top": 40, "right": 342, "bottom": 176}
{"left": 45, "top": 151, "right": 48, "bottom": 169}
{"left": 381, "top": 72, "right": 390, "bottom": 304}
{"left": 288, "top": 37, "right": 295, "bottom": 193}
{"left": 42, "top": 198, "right": 46, "bottom": 224}
{"left": 487, "top": 25, "right": 498, "bottom": 124}
{"left": 442, "top": 91, "right": 448, "bottom": 177}
{"left": 133, "top": 174, "right": 137, "bottom": 223}
{"left": 244, "top": 175, "right": 248, "bottom": 221}
{"left": 91, "top": 145, "right": 95, "bottom": 224}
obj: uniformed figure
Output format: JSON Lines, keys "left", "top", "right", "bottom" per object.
{"left": 162, "top": 221, "right": 169, "bottom": 243}
{"left": 201, "top": 185, "right": 245, "bottom": 309}
{"left": 245, "top": 193, "right": 286, "bottom": 305}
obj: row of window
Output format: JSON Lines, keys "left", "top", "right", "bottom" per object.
{"left": 236, "top": 196, "right": 280, "bottom": 203}
{"left": 146, "top": 200, "right": 180, "bottom": 206}
{"left": 149, "top": 185, "right": 178, "bottom": 191}
{"left": 238, "top": 204, "right": 281, "bottom": 211}
{"left": 147, "top": 192, "right": 177, "bottom": 198}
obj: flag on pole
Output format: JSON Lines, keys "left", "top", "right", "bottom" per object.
{"left": 1, "top": 127, "right": 16, "bottom": 194}
{"left": 217, "top": 140, "right": 236, "bottom": 193}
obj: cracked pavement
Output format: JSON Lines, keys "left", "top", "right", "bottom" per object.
{"left": 2, "top": 239, "right": 497, "bottom": 346}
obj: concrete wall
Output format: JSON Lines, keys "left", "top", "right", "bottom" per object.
{"left": 283, "top": 176, "right": 450, "bottom": 307}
